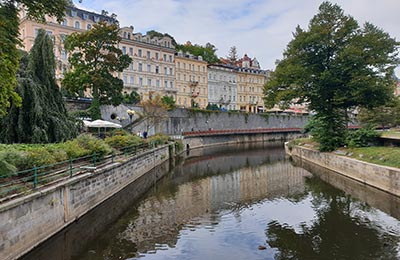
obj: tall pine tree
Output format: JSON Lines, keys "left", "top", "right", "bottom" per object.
{"left": 0, "top": 30, "right": 78, "bottom": 143}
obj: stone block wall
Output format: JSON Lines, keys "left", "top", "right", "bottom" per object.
{"left": 0, "top": 145, "right": 171, "bottom": 260}
{"left": 288, "top": 145, "right": 400, "bottom": 197}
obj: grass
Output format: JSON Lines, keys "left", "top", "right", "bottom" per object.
{"left": 290, "top": 137, "right": 400, "bottom": 169}
{"left": 341, "top": 146, "right": 400, "bottom": 168}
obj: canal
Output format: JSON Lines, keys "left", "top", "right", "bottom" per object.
{"left": 22, "top": 142, "right": 400, "bottom": 260}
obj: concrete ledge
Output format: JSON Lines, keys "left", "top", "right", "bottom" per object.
{"left": 286, "top": 143, "right": 400, "bottom": 197}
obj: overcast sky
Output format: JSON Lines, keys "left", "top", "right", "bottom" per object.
{"left": 75, "top": 0, "right": 400, "bottom": 75}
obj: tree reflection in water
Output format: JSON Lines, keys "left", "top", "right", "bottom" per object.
{"left": 266, "top": 176, "right": 400, "bottom": 260}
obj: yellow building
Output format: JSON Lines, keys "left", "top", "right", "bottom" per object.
{"left": 237, "top": 68, "right": 269, "bottom": 113}
{"left": 175, "top": 51, "right": 208, "bottom": 108}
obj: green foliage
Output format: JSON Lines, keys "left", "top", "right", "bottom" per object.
{"left": 176, "top": 42, "right": 220, "bottom": 64}
{"left": 147, "top": 134, "right": 169, "bottom": 145}
{"left": 0, "top": 30, "right": 78, "bottom": 143}
{"left": 174, "top": 140, "right": 184, "bottom": 152}
{"left": 106, "top": 129, "right": 129, "bottom": 137}
{"left": 123, "top": 91, "right": 140, "bottom": 104}
{"left": 206, "top": 103, "right": 220, "bottom": 111}
{"left": 71, "top": 134, "right": 112, "bottom": 157}
{"left": 264, "top": 1, "right": 399, "bottom": 151}
{"left": 0, "top": 3, "right": 22, "bottom": 117}
{"left": 226, "top": 46, "right": 238, "bottom": 65}
{"left": 105, "top": 134, "right": 143, "bottom": 150}
{"left": 146, "top": 30, "right": 177, "bottom": 46}
{"left": 63, "top": 21, "right": 132, "bottom": 119}
{"left": 345, "top": 127, "right": 380, "bottom": 148}
{"left": 358, "top": 98, "right": 400, "bottom": 129}
{"left": 161, "top": 95, "right": 176, "bottom": 110}
{"left": 0, "top": 0, "right": 70, "bottom": 118}
{"left": 305, "top": 114, "right": 347, "bottom": 151}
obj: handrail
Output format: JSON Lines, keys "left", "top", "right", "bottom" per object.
{"left": 0, "top": 141, "right": 165, "bottom": 201}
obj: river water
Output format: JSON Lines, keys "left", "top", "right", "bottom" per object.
{"left": 22, "top": 142, "right": 400, "bottom": 260}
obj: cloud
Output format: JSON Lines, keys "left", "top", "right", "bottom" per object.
{"left": 75, "top": 0, "right": 400, "bottom": 75}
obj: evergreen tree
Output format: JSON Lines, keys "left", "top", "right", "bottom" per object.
{"left": 264, "top": 1, "right": 399, "bottom": 151}
{"left": 226, "top": 46, "right": 238, "bottom": 65}
{"left": 0, "top": 30, "right": 78, "bottom": 143}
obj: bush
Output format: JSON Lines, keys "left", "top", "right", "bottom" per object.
{"left": 147, "top": 134, "right": 170, "bottom": 145}
{"left": 105, "top": 134, "right": 143, "bottom": 150}
{"left": 106, "top": 129, "right": 130, "bottom": 137}
{"left": 345, "top": 126, "right": 380, "bottom": 148}
{"left": 73, "top": 134, "right": 112, "bottom": 157}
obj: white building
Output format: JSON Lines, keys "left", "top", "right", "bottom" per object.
{"left": 207, "top": 64, "right": 238, "bottom": 110}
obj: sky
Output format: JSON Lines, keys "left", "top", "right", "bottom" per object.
{"left": 75, "top": 0, "right": 400, "bottom": 75}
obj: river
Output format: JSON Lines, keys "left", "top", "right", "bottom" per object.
{"left": 22, "top": 142, "right": 400, "bottom": 260}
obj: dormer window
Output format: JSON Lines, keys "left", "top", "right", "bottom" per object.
{"left": 127, "top": 33, "right": 131, "bottom": 39}
{"left": 123, "top": 32, "right": 127, "bottom": 38}
{"left": 71, "top": 10, "right": 77, "bottom": 17}
{"left": 94, "top": 16, "right": 100, "bottom": 22}
{"left": 83, "top": 13, "right": 89, "bottom": 20}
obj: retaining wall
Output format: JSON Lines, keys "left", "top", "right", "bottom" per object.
{"left": 287, "top": 144, "right": 400, "bottom": 197}
{"left": 0, "top": 145, "right": 172, "bottom": 260}
{"left": 185, "top": 132, "right": 306, "bottom": 150}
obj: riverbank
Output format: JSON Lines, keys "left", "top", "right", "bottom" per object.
{"left": 286, "top": 143, "right": 400, "bottom": 197}
{"left": 0, "top": 144, "right": 175, "bottom": 260}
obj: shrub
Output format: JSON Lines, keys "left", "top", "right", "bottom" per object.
{"left": 73, "top": 134, "right": 112, "bottom": 157}
{"left": 106, "top": 129, "right": 129, "bottom": 137}
{"left": 0, "top": 152, "right": 18, "bottom": 177}
{"left": 345, "top": 126, "right": 380, "bottom": 148}
{"left": 105, "top": 134, "right": 143, "bottom": 150}
{"left": 61, "top": 140, "right": 91, "bottom": 158}
{"left": 147, "top": 134, "right": 170, "bottom": 145}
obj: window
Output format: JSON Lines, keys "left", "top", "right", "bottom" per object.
{"left": 87, "top": 24, "right": 92, "bottom": 30}
{"left": 178, "top": 73, "right": 180, "bottom": 80}
{"left": 74, "top": 21, "right": 80, "bottom": 29}
{"left": 169, "top": 68, "right": 173, "bottom": 75}
{"left": 123, "top": 75, "right": 127, "bottom": 84}
{"left": 83, "top": 13, "right": 89, "bottom": 20}
{"left": 139, "top": 78, "right": 143, "bottom": 86}
{"left": 71, "top": 10, "right": 77, "bottom": 17}
{"left": 156, "top": 80, "right": 160, "bottom": 87}
{"left": 130, "top": 76, "right": 134, "bottom": 84}
{"left": 62, "top": 19, "right": 68, "bottom": 26}
{"left": 147, "top": 79, "right": 152, "bottom": 86}
{"left": 60, "top": 49, "right": 67, "bottom": 60}
{"left": 146, "top": 51, "right": 150, "bottom": 58}
{"left": 164, "top": 67, "right": 167, "bottom": 75}
{"left": 163, "top": 54, "right": 167, "bottom": 61}
{"left": 155, "top": 66, "right": 159, "bottom": 74}
{"left": 129, "top": 47, "right": 133, "bottom": 56}
{"left": 164, "top": 80, "right": 168, "bottom": 88}
{"left": 138, "top": 63, "right": 142, "bottom": 72}
{"left": 138, "top": 49, "right": 142, "bottom": 57}
{"left": 170, "top": 82, "right": 173, "bottom": 88}
{"left": 169, "top": 55, "right": 172, "bottom": 62}
{"left": 60, "top": 34, "right": 67, "bottom": 43}
{"left": 147, "top": 64, "right": 151, "bottom": 72}
{"left": 155, "top": 53, "right": 159, "bottom": 60}
{"left": 122, "top": 46, "right": 126, "bottom": 54}
{"left": 129, "top": 62, "right": 133, "bottom": 70}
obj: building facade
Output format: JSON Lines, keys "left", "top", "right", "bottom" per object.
{"left": 175, "top": 51, "right": 208, "bottom": 108}
{"left": 118, "top": 27, "right": 176, "bottom": 101}
{"left": 237, "top": 67, "right": 269, "bottom": 113}
{"left": 19, "top": 6, "right": 115, "bottom": 83}
{"left": 208, "top": 64, "right": 238, "bottom": 111}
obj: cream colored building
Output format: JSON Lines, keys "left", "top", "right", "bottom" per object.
{"left": 174, "top": 51, "right": 208, "bottom": 108}
{"left": 118, "top": 27, "right": 176, "bottom": 101}
{"left": 19, "top": 6, "right": 115, "bottom": 83}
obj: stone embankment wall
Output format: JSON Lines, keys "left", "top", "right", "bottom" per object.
{"left": 163, "top": 109, "right": 309, "bottom": 135}
{"left": 286, "top": 144, "right": 400, "bottom": 197}
{"left": 0, "top": 145, "right": 173, "bottom": 260}
{"left": 185, "top": 132, "right": 306, "bottom": 150}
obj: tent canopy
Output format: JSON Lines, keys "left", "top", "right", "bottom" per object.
{"left": 83, "top": 120, "right": 122, "bottom": 128}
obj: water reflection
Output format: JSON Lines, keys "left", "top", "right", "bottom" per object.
{"left": 22, "top": 142, "right": 400, "bottom": 260}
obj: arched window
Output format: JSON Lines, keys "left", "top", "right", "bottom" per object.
{"left": 62, "top": 19, "right": 68, "bottom": 26}
{"left": 74, "top": 21, "right": 80, "bottom": 29}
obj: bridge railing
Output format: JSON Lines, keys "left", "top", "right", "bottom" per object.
{"left": 183, "top": 128, "right": 304, "bottom": 137}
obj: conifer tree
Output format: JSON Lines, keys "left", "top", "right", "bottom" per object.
{"left": 0, "top": 30, "right": 78, "bottom": 143}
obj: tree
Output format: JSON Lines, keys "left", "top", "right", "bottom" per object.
{"left": 176, "top": 42, "right": 220, "bottom": 64}
{"left": 141, "top": 95, "right": 169, "bottom": 132}
{"left": 264, "top": 1, "right": 399, "bottom": 151}
{"left": 63, "top": 21, "right": 132, "bottom": 120}
{"left": 146, "top": 30, "right": 178, "bottom": 46}
{"left": 226, "top": 46, "right": 238, "bottom": 65}
{"left": 358, "top": 98, "right": 400, "bottom": 129}
{"left": 123, "top": 91, "right": 141, "bottom": 105}
{"left": 0, "top": 30, "right": 77, "bottom": 143}
{"left": 0, "top": 0, "right": 71, "bottom": 117}
{"left": 161, "top": 95, "right": 176, "bottom": 110}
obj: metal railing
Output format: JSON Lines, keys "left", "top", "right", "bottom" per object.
{"left": 0, "top": 141, "right": 164, "bottom": 201}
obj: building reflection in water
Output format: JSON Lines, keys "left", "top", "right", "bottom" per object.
{"left": 119, "top": 143, "right": 312, "bottom": 255}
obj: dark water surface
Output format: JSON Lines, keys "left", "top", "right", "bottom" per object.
{"left": 23, "top": 142, "right": 400, "bottom": 260}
